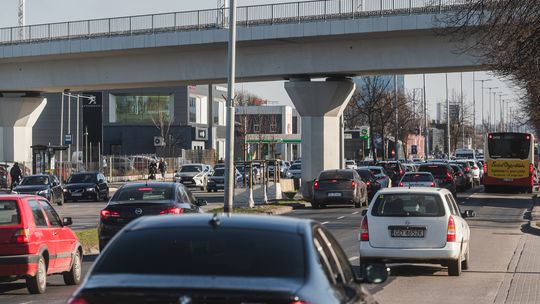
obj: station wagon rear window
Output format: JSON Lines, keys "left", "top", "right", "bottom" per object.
{"left": 371, "top": 194, "right": 445, "bottom": 217}
{"left": 319, "top": 171, "right": 353, "bottom": 180}
{"left": 0, "top": 201, "right": 19, "bottom": 225}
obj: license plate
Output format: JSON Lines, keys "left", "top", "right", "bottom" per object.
{"left": 71, "top": 193, "right": 82, "bottom": 197}
{"left": 390, "top": 229, "right": 425, "bottom": 238}
{"left": 503, "top": 178, "right": 513, "bottom": 182}
{"left": 328, "top": 192, "right": 342, "bottom": 197}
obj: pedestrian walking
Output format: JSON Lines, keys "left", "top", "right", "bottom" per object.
{"left": 9, "top": 162, "right": 22, "bottom": 191}
{"left": 158, "top": 158, "right": 167, "bottom": 180}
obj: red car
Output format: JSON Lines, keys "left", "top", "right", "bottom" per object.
{"left": 0, "top": 195, "right": 82, "bottom": 294}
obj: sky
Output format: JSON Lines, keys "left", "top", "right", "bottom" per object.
{"left": 0, "top": 0, "right": 523, "bottom": 124}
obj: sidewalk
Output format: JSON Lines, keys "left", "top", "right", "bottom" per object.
{"left": 494, "top": 195, "right": 540, "bottom": 304}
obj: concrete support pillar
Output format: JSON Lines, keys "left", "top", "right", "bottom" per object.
{"left": 285, "top": 78, "right": 355, "bottom": 183}
{"left": 0, "top": 95, "right": 47, "bottom": 163}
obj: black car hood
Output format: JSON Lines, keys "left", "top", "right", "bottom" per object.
{"left": 14, "top": 185, "right": 49, "bottom": 192}
{"left": 65, "top": 183, "right": 96, "bottom": 189}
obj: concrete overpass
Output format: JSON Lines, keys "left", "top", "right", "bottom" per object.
{"left": 0, "top": 0, "right": 479, "bottom": 182}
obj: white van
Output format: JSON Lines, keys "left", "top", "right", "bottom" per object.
{"left": 454, "top": 149, "right": 475, "bottom": 160}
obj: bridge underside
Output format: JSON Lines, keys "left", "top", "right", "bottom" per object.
{"left": 0, "top": 22, "right": 482, "bottom": 92}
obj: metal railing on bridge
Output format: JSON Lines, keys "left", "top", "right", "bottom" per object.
{"left": 0, "top": 0, "right": 467, "bottom": 46}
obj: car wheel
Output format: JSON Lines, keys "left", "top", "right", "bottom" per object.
{"left": 462, "top": 246, "right": 470, "bottom": 270}
{"left": 311, "top": 201, "right": 320, "bottom": 209}
{"left": 57, "top": 194, "right": 64, "bottom": 206}
{"left": 26, "top": 255, "right": 47, "bottom": 294}
{"left": 448, "top": 251, "right": 462, "bottom": 276}
{"left": 63, "top": 250, "right": 82, "bottom": 285}
{"left": 207, "top": 189, "right": 212, "bottom": 193}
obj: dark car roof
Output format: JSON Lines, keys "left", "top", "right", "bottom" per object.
{"left": 23, "top": 174, "right": 53, "bottom": 177}
{"left": 120, "top": 182, "right": 175, "bottom": 188}
{"left": 71, "top": 172, "right": 100, "bottom": 175}
{"left": 126, "top": 214, "right": 311, "bottom": 235}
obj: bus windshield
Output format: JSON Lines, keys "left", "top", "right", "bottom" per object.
{"left": 488, "top": 134, "right": 531, "bottom": 160}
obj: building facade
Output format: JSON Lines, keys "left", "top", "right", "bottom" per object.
{"left": 33, "top": 84, "right": 228, "bottom": 161}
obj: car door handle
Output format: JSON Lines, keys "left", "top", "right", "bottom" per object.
{"left": 52, "top": 231, "right": 58, "bottom": 236}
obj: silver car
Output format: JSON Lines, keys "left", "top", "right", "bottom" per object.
{"left": 398, "top": 172, "right": 436, "bottom": 188}
{"left": 174, "top": 164, "right": 210, "bottom": 190}
{"left": 360, "top": 166, "right": 391, "bottom": 188}
{"left": 285, "top": 163, "right": 302, "bottom": 179}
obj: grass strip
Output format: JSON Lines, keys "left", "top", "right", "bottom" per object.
{"left": 75, "top": 228, "right": 99, "bottom": 254}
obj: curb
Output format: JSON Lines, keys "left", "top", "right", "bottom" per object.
{"left": 529, "top": 194, "right": 540, "bottom": 233}
{"left": 83, "top": 245, "right": 100, "bottom": 256}
{"left": 265, "top": 206, "right": 293, "bottom": 215}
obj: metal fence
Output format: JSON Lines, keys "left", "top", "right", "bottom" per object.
{"left": 0, "top": 0, "right": 467, "bottom": 45}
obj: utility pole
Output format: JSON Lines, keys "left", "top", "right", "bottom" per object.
{"left": 423, "top": 74, "right": 428, "bottom": 161}
{"left": 394, "top": 75, "right": 399, "bottom": 161}
{"left": 446, "top": 73, "right": 450, "bottom": 160}
{"left": 486, "top": 86, "right": 498, "bottom": 131}
{"left": 17, "top": 0, "right": 25, "bottom": 40}
{"left": 224, "top": 0, "right": 237, "bottom": 213}
{"left": 472, "top": 73, "right": 476, "bottom": 151}
{"left": 460, "top": 73, "right": 464, "bottom": 148}
{"left": 475, "top": 79, "right": 491, "bottom": 133}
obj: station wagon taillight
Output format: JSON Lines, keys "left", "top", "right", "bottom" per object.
{"left": 351, "top": 181, "right": 356, "bottom": 189}
{"left": 100, "top": 210, "right": 120, "bottom": 219}
{"left": 67, "top": 296, "right": 90, "bottom": 304}
{"left": 360, "top": 217, "right": 369, "bottom": 241}
{"left": 447, "top": 216, "right": 456, "bottom": 242}
{"left": 11, "top": 228, "right": 30, "bottom": 243}
{"left": 313, "top": 180, "right": 319, "bottom": 190}
{"left": 399, "top": 182, "right": 404, "bottom": 187}
{"left": 159, "top": 207, "right": 183, "bottom": 215}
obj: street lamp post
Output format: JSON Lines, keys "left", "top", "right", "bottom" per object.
{"left": 224, "top": 0, "right": 237, "bottom": 213}
{"left": 475, "top": 79, "right": 492, "bottom": 134}
{"left": 486, "top": 86, "right": 498, "bottom": 131}
{"left": 472, "top": 72, "right": 476, "bottom": 151}
{"left": 446, "top": 73, "right": 450, "bottom": 160}
{"left": 394, "top": 74, "right": 399, "bottom": 161}
{"left": 423, "top": 74, "right": 428, "bottom": 161}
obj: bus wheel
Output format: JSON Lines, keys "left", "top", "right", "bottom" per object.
{"left": 527, "top": 187, "right": 533, "bottom": 194}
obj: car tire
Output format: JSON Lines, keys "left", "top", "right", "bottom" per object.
{"left": 207, "top": 189, "right": 212, "bottom": 193}
{"left": 448, "top": 256, "right": 462, "bottom": 276}
{"left": 462, "top": 246, "right": 470, "bottom": 270}
{"left": 26, "top": 255, "right": 47, "bottom": 294}
{"left": 63, "top": 250, "right": 82, "bottom": 285}
{"left": 57, "top": 194, "right": 64, "bottom": 206}
{"left": 311, "top": 201, "right": 320, "bottom": 209}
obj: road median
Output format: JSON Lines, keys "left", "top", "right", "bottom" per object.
{"left": 75, "top": 229, "right": 100, "bottom": 255}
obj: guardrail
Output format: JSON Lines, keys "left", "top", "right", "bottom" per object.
{"left": 0, "top": 0, "right": 466, "bottom": 45}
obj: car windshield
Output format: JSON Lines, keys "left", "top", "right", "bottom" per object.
{"left": 93, "top": 228, "right": 305, "bottom": 279}
{"left": 368, "top": 168, "right": 383, "bottom": 175}
{"left": 418, "top": 165, "right": 448, "bottom": 177}
{"left": 213, "top": 169, "right": 225, "bottom": 176}
{"left": 20, "top": 176, "right": 49, "bottom": 185}
{"left": 371, "top": 193, "right": 445, "bottom": 217}
{"left": 356, "top": 170, "right": 373, "bottom": 180}
{"left": 67, "top": 174, "right": 97, "bottom": 184}
{"left": 289, "top": 164, "right": 301, "bottom": 170}
{"left": 319, "top": 171, "right": 353, "bottom": 180}
{"left": 112, "top": 185, "right": 173, "bottom": 202}
{"left": 0, "top": 200, "right": 19, "bottom": 225}
{"left": 180, "top": 166, "right": 202, "bottom": 173}
{"left": 346, "top": 161, "right": 355, "bottom": 165}
{"left": 402, "top": 174, "right": 433, "bottom": 182}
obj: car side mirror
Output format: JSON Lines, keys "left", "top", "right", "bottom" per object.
{"left": 462, "top": 210, "right": 476, "bottom": 218}
{"left": 361, "top": 209, "right": 367, "bottom": 217}
{"left": 197, "top": 199, "right": 208, "bottom": 207}
{"left": 98, "top": 179, "right": 104, "bottom": 183}
{"left": 357, "top": 263, "right": 389, "bottom": 284}
{"left": 62, "top": 217, "right": 73, "bottom": 226}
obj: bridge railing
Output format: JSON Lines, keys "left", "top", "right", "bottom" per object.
{"left": 0, "top": 0, "right": 467, "bottom": 45}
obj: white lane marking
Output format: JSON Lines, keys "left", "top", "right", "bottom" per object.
{"left": 322, "top": 221, "right": 330, "bottom": 225}
{"left": 352, "top": 211, "right": 359, "bottom": 215}
{"left": 348, "top": 256, "right": 359, "bottom": 261}
{"left": 337, "top": 216, "right": 345, "bottom": 220}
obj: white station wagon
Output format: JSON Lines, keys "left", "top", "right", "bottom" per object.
{"left": 359, "top": 187, "right": 475, "bottom": 276}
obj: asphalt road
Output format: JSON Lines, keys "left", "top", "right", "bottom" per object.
{"left": 1, "top": 186, "right": 538, "bottom": 304}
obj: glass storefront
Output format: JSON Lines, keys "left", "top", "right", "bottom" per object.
{"left": 112, "top": 95, "right": 172, "bottom": 124}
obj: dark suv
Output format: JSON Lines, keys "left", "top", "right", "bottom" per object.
{"left": 376, "top": 161, "right": 406, "bottom": 187}
{"left": 418, "top": 163, "right": 457, "bottom": 197}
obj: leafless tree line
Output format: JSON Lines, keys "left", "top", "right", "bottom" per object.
{"left": 440, "top": 0, "right": 540, "bottom": 132}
